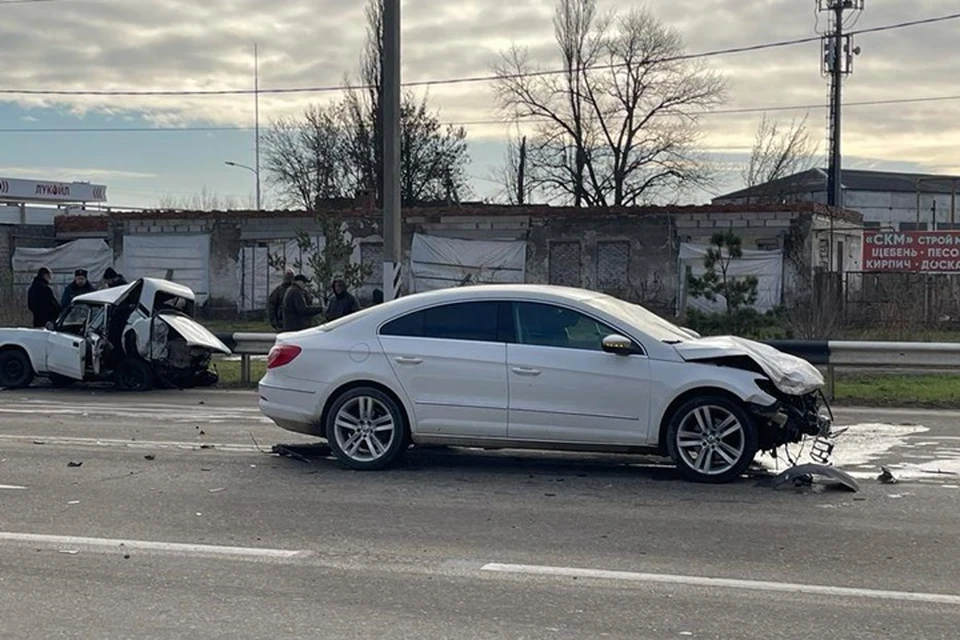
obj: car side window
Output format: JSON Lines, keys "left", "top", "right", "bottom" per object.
{"left": 514, "top": 302, "right": 620, "bottom": 352}
{"left": 57, "top": 305, "right": 90, "bottom": 335}
{"left": 381, "top": 302, "right": 501, "bottom": 342}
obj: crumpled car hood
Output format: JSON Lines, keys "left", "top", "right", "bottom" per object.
{"left": 158, "top": 314, "right": 231, "bottom": 354}
{"left": 673, "top": 336, "right": 824, "bottom": 396}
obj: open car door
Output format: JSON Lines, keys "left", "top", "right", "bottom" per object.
{"left": 45, "top": 305, "right": 88, "bottom": 380}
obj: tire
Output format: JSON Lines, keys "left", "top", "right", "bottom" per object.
{"left": 0, "top": 349, "right": 34, "bottom": 389}
{"left": 48, "top": 373, "right": 77, "bottom": 388}
{"left": 325, "top": 387, "right": 408, "bottom": 470}
{"left": 114, "top": 358, "right": 154, "bottom": 392}
{"left": 665, "top": 394, "right": 758, "bottom": 484}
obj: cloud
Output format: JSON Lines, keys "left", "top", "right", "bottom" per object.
{"left": 0, "top": 165, "right": 155, "bottom": 181}
{"left": 0, "top": 0, "right": 958, "bottom": 190}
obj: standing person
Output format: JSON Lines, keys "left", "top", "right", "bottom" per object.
{"left": 282, "top": 275, "right": 324, "bottom": 332}
{"left": 61, "top": 269, "right": 94, "bottom": 307}
{"left": 325, "top": 277, "right": 360, "bottom": 321}
{"left": 267, "top": 269, "right": 295, "bottom": 331}
{"left": 27, "top": 267, "right": 61, "bottom": 328}
{"left": 101, "top": 267, "right": 128, "bottom": 288}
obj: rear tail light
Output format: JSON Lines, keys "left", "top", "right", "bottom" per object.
{"left": 267, "top": 344, "right": 302, "bottom": 369}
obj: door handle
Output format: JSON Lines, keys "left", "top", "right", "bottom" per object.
{"left": 511, "top": 366, "right": 541, "bottom": 376}
{"left": 395, "top": 356, "right": 423, "bottom": 365}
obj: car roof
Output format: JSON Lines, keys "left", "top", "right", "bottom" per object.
{"left": 72, "top": 277, "right": 195, "bottom": 306}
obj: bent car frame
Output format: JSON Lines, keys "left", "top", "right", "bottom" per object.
{"left": 258, "top": 284, "right": 834, "bottom": 483}
{"left": 0, "top": 277, "right": 230, "bottom": 391}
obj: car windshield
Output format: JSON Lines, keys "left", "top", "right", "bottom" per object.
{"left": 583, "top": 295, "right": 694, "bottom": 344}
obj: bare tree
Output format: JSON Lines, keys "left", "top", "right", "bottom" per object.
{"left": 742, "top": 113, "right": 817, "bottom": 196}
{"left": 492, "top": 0, "right": 726, "bottom": 207}
{"left": 262, "top": 104, "right": 350, "bottom": 210}
{"left": 338, "top": 0, "right": 470, "bottom": 205}
{"left": 490, "top": 132, "right": 533, "bottom": 205}
{"left": 158, "top": 186, "right": 255, "bottom": 211}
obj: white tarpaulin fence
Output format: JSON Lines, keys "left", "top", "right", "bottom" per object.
{"left": 236, "top": 237, "right": 324, "bottom": 311}
{"left": 409, "top": 233, "right": 527, "bottom": 293}
{"left": 679, "top": 242, "right": 783, "bottom": 313}
{"left": 12, "top": 238, "right": 113, "bottom": 300}
{"left": 121, "top": 234, "right": 211, "bottom": 304}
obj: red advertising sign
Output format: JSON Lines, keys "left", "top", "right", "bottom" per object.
{"left": 863, "top": 231, "right": 960, "bottom": 273}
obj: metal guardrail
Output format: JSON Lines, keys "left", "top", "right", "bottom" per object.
{"left": 218, "top": 334, "right": 960, "bottom": 397}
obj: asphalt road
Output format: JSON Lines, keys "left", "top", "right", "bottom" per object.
{"left": 1, "top": 388, "right": 959, "bottom": 639}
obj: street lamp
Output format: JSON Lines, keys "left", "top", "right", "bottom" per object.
{"left": 225, "top": 161, "right": 260, "bottom": 211}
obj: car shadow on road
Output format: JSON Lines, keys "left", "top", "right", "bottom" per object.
{"left": 269, "top": 442, "right": 777, "bottom": 487}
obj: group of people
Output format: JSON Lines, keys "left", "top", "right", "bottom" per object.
{"left": 266, "top": 270, "right": 363, "bottom": 332}
{"left": 27, "top": 267, "right": 128, "bottom": 328}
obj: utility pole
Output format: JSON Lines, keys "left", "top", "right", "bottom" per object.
{"left": 382, "top": 0, "right": 402, "bottom": 301}
{"left": 254, "top": 43, "right": 261, "bottom": 211}
{"left": 819, "top": 0, "right": 862, "bottom": 272}
{"left": 517, "top": 136, "right": 527, "bottom": 206}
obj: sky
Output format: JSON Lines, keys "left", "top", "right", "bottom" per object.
{"left": 0, "top": 0, "right": 958, "bottom": 209}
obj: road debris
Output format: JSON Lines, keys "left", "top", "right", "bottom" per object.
{"left": 58, "top": 550, "right": 79, "bottom": 555}
{"left": 67, "top": 460, "right": 83, "bottom": 468}
{"left": 878, "top": 466, "right": 898, "bottom": 484}
{"left": 770, "top": 463, "right": 860, "bottom": 492}
{"left": 144, "top": 454, "right": 155, "bottom": 461}
{"left": 67, "top": 500, "right": 80, "bottom": 505}
{"left": 272, "top": 444, "right": 313, "bottom": 464}
{"left": 208, "top": 487, "right": 225, "bottom": 493}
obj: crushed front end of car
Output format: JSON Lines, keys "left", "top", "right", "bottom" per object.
{"left": 675, "top": 336, "right": 840, "bottom": 465}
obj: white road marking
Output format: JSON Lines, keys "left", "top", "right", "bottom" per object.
{"left": 0, "top": 484, "right": 27, "bottom": 490}
{"left": 0, "top": 434, "right": 261, "bottom": 453}
{"left": 481, "top": 563, "right": 960, "bottom": 606}
{"left": 0, "top": 532, "right": 310, "bottom": 560}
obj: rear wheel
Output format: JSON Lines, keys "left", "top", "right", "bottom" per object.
{"left": 0, "top": 349, "right": 34, "bottom": 389}
{"left": 326, "top": 387, "right": 407, "bottom": 470}
{"left": 666, "top": 395, "right": 758, "bottom": 484}
{"left": 114, "top": 358, "right": 154, "bottom": 392}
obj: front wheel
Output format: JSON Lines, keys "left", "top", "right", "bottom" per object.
{"left": 665, "top": 395, "right": 758, "bottom": 484}
{"left": 0, "top": 350, "right": 34, "bottom": 389}
{"left": 325, "top": 387, "right": 407, "bottom": 470}
{"left": 114, "top": 358, "right": 154, "bottom": 392}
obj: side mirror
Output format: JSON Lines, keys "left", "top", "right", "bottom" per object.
{"left": 44, "top": 322, "right": 55, "bottom": 331}
{"left": 601, "top": 334, "right": 638, "bottom": 356}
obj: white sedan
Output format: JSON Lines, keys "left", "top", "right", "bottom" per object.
{"left": 258, "top": 285, "right": 829, "bottom": 483}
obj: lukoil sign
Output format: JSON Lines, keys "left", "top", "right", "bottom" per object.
{"left": 0, "top": 177, "right": 107, "bottom": 203}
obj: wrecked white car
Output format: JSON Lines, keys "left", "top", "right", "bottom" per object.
{"left": 0, "top": 277, "right": 231, "bottom": 391}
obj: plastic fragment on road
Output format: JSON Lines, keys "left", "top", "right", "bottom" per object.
{"left": 770, "top": 463, "right": 860, "bottom": 492}
{"left": 67, "top": 460, "right": 83, "bottom": 468}
{"left": 878, "top": 466, "right": 898, "bottom": 484}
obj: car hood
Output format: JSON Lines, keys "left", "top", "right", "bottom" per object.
{"left": 158, "top": 314, "right": 231, "bottom": 354}
{"left": 673, "top": 336, "right": 824, "bottom": 396}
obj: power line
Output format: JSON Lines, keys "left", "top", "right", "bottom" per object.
{"left": 1, "top": 12, "right": 957, "bottom": 97}
{"left": 3, "top": 92, "right": 959, "bottom": 134}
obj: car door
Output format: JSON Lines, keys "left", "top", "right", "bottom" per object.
{"left": 378, "top": 301, "right": 510, "bottom": 438}
{"left": 45, "top": 305, "right": 88, "bottom": 380}
{"left": 506, "top": 301, "right": 651, "bottom": 445}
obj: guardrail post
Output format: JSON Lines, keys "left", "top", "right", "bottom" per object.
{"left": 241, "top": 355, "right": 251, "bottom": 384}
{"left": 826, "top": 365, "right": 836, "bottom": 401}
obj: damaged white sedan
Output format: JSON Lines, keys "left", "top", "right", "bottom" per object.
{"left": 259, "top": 285, "right": 832, "bottom": 483}
{"left": 0, "top": 277, "right": 230, "bottom": 391}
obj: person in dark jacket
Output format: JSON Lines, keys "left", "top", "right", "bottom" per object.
{"left": 27, "top": 267, "right": 61, "bottom": 328}
{"left": 102, "top": 267, "right": 128, "bottom": 288}
{"left": 325, "top": 277, "right": 360, "bottom": 321}
{"left": 267, "top": 269, "right": 295, "bottom": 331}
{"left": 282, "top": 275, "right": 324, "bottom": 332}
{"left": 61, "top": 269, "right": 95, "bottom": 307}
